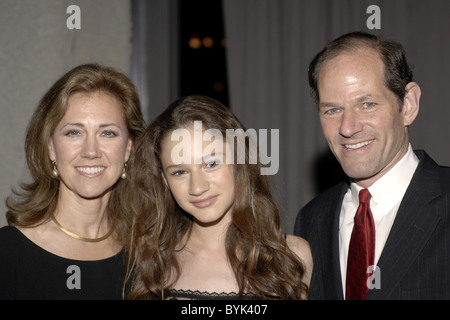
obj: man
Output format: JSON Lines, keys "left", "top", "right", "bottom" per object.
{"left": 294, "top": 31, "right": 450, "bottom": 300}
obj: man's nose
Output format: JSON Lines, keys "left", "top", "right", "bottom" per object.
{"left": 339, "top": 109, "right": 363, "bottom": 138}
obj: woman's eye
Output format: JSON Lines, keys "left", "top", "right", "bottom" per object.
{"left": 101, "top": 130, "right": 118, "bottom": 137}
{"left": 64, "top": 130, "right": 80, "bottom": 137}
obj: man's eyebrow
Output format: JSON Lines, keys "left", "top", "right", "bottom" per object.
{"left": 354, "top": 95, "right": 375, "bottom": 103}
{"left": 319, "top": 95, "right": 376, "bottom": 108}
{"left": 319, "top": 102, "right": 341, "bottom": 109}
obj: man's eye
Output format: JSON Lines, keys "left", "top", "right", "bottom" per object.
{"left": 363, "top": 102, "right": 376, "bottom": 108}
{"left": 324, "top": 108, "right": 340, "bottom": 115}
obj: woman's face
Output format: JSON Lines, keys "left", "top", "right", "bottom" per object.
{"left": 160, "top": 126, "right": 235, "bottom": 227}
{"left": 48, "top": 91, "right": 132, "bottom": 200}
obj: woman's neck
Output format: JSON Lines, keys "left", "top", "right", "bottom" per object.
{"left": 53, "top": 188, "right": 111, "bottom": 239}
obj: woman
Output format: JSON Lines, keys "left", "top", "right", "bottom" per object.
{"left": 126, "top": 95, "right": 312, "bottom": 299}
{"left": 0, "top": 64, "right": 145, "bottom": 299}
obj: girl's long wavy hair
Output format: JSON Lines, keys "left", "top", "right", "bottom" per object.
{"left": 6, "top": 63, "right": 145, "bottom": 245}
{"left": 125, "top": 95, "right": 308, "bottom": 299}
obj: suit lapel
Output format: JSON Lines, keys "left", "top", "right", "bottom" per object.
{"left": 367, "top": 151, "right": 442, "bottom": 299}
{"left": 317, "top": 182, "right": 348, "bottom": 299}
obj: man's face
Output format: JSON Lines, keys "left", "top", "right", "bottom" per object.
{"left": 318, "top": 48, "right": 414, "bottom": 187}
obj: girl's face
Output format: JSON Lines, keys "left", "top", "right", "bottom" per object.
{"left": 48, "top": 92, "right": 132, "bottom": 200}
{"left": 160, "top": 126, "right": 235, "bottom": 227}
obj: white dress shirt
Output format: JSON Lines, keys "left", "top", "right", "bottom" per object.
{"left": 339, "top": 144, "right": 419, "bottom": 295}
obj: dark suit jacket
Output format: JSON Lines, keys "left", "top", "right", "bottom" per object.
{"left": 294, "top": 150, "right": 450, "bottom": 299}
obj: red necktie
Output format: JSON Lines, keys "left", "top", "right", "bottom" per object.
{"left": 345, "top": 188, "right": 375, "bottom": 300}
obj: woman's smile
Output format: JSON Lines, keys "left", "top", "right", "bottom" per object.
{"left": 76, "top": 166, "right": 106, "bottom": 177}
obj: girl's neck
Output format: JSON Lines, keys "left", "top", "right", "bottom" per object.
{"left": 184, "top": 220, "right": 229, "bottom": 252}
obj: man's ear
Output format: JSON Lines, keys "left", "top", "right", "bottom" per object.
{"left": 402, "top": 82, "right": 421, "bottom": 127}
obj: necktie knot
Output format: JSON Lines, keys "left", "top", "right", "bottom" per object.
{"left": 359, "top": 188, "right": 371, "bottom": 205}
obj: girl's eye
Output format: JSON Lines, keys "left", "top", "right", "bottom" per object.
{"left": 171, "top": 170, "right": 187, "bottom": 176}
{"left": 205, "top": 160, "right": 219, "bottom": 168}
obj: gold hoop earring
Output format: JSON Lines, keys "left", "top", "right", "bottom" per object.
{"left": 52, "top": 160, "right": 59, "bottom": 177}
{"left": 121, "top": 162, "right": 127, "bottom": 179}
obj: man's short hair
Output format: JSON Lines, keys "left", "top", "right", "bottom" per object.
{"left": 308, "top": 31, "right": 413, "bottom": 109}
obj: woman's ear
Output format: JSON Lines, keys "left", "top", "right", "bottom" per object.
{"left": 48, "top": 138, "right": 56, "bottom": 161}
{"left": 402, "top": 82, "right": 421, "bottom": 127}
{"left": 124, "top": 138, "right": 133, "bottom": 162}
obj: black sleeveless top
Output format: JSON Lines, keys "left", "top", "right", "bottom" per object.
{"left": 0, "top": 226, "right": 126, "bottom": 299}
{"left": 166, "top": 289, "right": 258, "bottom": 300}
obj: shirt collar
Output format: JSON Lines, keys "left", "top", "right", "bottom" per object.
{"left": 350, "top": 144, "right": 419, "bottom": 215}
